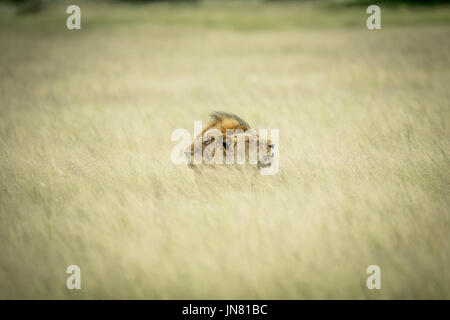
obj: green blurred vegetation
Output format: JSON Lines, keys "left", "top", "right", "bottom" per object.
{"left": 0, "top": 0, "right": 449, "bottom": 30}
{"left": 335, "top": 0, "right": 450, "bottom": 6}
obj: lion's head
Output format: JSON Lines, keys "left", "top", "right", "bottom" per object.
{"left": 184, "top": 112, "right": 274, "bottom": 170}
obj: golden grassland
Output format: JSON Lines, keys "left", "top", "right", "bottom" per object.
{"left": 0, "top": 0, "right": 449, "bottom": 299}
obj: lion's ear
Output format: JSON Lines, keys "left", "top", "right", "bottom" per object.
{"left": 221, "top": 118, "right": 240, "bottom": 130}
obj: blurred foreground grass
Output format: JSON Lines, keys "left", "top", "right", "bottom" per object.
{"left": 0, "top": 0, "right": 449, "bottom": 299}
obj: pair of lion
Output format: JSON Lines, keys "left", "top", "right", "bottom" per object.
{"left": 184, "top": 112, "right": 275, "bottom": 172}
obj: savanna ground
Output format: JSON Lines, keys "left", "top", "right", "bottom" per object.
{"left": 0, "top": 0, "right": 449, "bottom": 299}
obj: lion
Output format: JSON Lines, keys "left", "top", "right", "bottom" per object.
{"left": 184, "top": 112, "right": 274, "bottom": 172}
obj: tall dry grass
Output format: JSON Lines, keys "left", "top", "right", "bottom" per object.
{"left": 0, "top": 0, "right": 449, "bottom": 299}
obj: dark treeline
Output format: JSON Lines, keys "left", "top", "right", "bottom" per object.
{"left": 3, "top": 0, "right": 450, "bottom": 3}
{"left": 2, "top": 0, "right": 449, "bottom": 16}
{"left": 334, "top": 0, "right": 450, "bottom": 6}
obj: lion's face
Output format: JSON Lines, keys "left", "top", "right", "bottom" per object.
{"left": 184, "top": 129, "right": 274, "bottom": 169}
{"left": 184, "top": 112, "right": 275, "bottom": 171}
{"left": 225, "top": 132, "right": 274, "bottom": 168}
